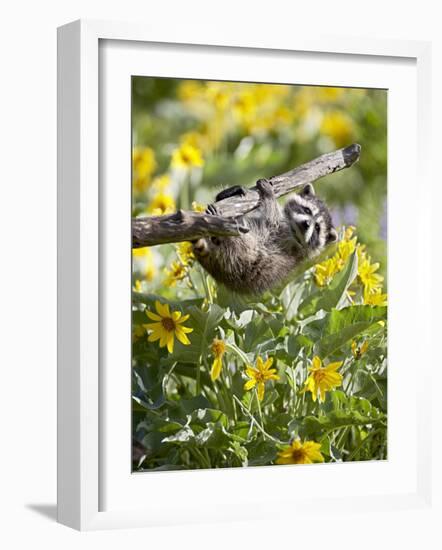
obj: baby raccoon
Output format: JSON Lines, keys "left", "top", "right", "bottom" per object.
{"left": 192, "top": 179, "right": 338, "bottom": 295}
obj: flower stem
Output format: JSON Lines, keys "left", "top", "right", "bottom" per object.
{"left": 233, "top": 395, "right": 283, "bottom": 444}
{"left": 255, "top": 389, "right": 265, "bottom": 430}
{"left": 225, "top": 342, "right": 249, "bottom": 366}
{"left": 196, "top": 358, "right": 201, "bottom": 395}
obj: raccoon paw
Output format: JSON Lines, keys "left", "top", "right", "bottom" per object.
{"left": 256, "top": 178, "right": 275, "bottom": 198}
{"left": 205, "top": 203, "right": 219, "bottom": 216}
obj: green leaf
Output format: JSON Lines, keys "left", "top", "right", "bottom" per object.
{"left": 280, "top": 282, "right": 305, "bottom": 320}
{"left": 246, "top": 439, "right": 278, "bottom": 466}
{"left": 316, "top": 305, "right": 387, "bottom": 357}
{"left": 300, "top": 409, "right": 386, "bottom": 439}
{"left": 188, "top": 408, "right": 229, "bottom": 430}
{"left": 243, "top": 315, "right": 274, "bottom": 352}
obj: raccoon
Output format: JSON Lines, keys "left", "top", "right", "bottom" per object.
{"left": 192, "top": 178, "right": 337, "bottom": 295}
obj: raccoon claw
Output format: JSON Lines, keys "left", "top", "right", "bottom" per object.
{"left": 205, "top": 203, "right": 218, "bottom": 216}
{"left": 256, "top": 178, "right": 275, "bottom": 198}
{"left": 215, "top": 185, "right": 246, "bottom": 202}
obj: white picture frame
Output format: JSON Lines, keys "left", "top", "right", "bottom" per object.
{"left": 57, "top": 19, "right": 432, "bottom": 531}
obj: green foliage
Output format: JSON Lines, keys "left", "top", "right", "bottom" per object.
{"left": 132, "top": 249, "right": 388, "bottom": 471}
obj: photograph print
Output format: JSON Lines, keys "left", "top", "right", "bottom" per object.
{"left": 131, "top": 77, "right": 387, "bottom": 471}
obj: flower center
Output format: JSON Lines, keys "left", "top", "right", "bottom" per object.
{"left": 161, "top": 317, "right": 176, "bottom": 332}
{"left": 313, "top": 370, "right": 326, "bottom": 383}
{"left": 291, "top": 448, "right": 306, "bottom": 462}
{"left": 212, "top": 339, "right": 226, "bottom": 357}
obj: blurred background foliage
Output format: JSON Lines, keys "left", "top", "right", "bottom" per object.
{"left": 132, "top": 77, "right": 387, "bottom": 291}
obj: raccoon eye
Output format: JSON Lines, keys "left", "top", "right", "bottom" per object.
{"left": 303, "top": 207, "right": 312, "bottom": 216}
{"left": 315, "top": 223, "right": 320, "bottom": 233}
{"left": 211, "top": 236, "right": 221, "bottom": 246}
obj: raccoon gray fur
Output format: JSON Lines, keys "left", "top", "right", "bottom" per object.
{"left": 193, "top": 179, "right": 338, "bottom": 295}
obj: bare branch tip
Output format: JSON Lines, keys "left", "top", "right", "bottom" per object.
{"left": 342, "top": 143, "right": 361, "bottom": 166}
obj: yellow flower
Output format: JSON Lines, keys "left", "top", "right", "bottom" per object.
{"left": 244, "top": 356, "right": 280, "bottom": 401}
{"left": 337, "top": 235, "right": 357, "bottom": 265}
{"left": 356, "top": 243, "right": 367, "bottom": 265}
{"left": 343, "top": 226, "right": 355, "bottom": 241}
{"left": 133, "top": 146, "right": 157, "bottom": 192}
{"left": 148, "top": 192, "right": 176, "bottom": 216}
{"left": 358, "top": 258, "right": 384, "bottom": 294}
{"left": 178, "top": 80, "right": 204, "bottom": 101}
{"left": 205, "top": 82, "right": 231, "bottom": 111}
{"left": 234, "top": 91, "right": 256, "bottom": 117}
{"left": 314, "top": 257, "right": 340, "bottom": 287}
{"left": 180, "top": 131, "right": 209, "bottom": 152}
{"left": 144, "top": 301, "right": 193, "bottom": 353}
{"left": 303, "top": 356, "right": 343, "bottom": 403}
{"left": 191, "top": 201, "right": 206, "bottom": 213}
{"left": 321, "top": 111, "right": 354, "bottom": 146}
{"left": 152, "top": 174, "right": 171, "bottom": 191}
{"left": 315, "top": 87, "right": 344, "bottom": 102}
{"left": 363, "top": 288, "right": 388, "bottom": 306}
{"left": 351, "top": 340, "right": 369, "bottom": 360}
{"left": 276, "top": 439, "right": 324, "bottom": 465}
{"left": 133, "top": 279, "right": 142, "bottom": 293}
{"left": 132, "top": 247, "right": 157, "bottom": 281}
{"left": 164, "top": 261, "right": 187, "bottom": 287}
{"left": 132, "top": 247, "right": 149, "bottom": 258}
{"left": 176, "top": 242, "right": 195, "bottom": 265}
{"left": 171, "top": 143, "right": 204, "bottom": 169}
{"left": 132, "top": 324, "right": 145, "bottom": 339}
{"left": 210, "top": 338, "right": 226, "bottom": 381}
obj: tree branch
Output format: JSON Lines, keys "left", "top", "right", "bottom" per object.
{"left": 132, "top": 143, "right": 361, "bottom": 248}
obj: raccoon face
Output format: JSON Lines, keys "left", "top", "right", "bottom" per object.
{"left": 284, "top": 184, "right": 338, "bottom": 253}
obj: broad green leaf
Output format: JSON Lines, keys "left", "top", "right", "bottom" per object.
{"left": 188, "top": 408, "right": 229, "bottom": 430}
{"left": 316, "top": 305, "right": 387, "bottom": 358}
{"left": 300, "top": 409, "right": 386, "bottom": 438}
{"left": 243, "top": 315, "right": 273, "bottom": 352}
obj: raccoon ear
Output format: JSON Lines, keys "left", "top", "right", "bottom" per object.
{"left": 327, "top": 228, "right": 338, "bottom": 244}
{"left": 301, "top": 183, "right": 315, "bottom": 197}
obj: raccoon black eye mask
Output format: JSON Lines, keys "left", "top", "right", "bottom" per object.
{"left": 193, "top": 179, "right": 337, "bottom": 295}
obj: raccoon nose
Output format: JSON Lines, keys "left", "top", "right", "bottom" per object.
{"left": 193, "top": 238, "right": 209, "bottom": 257}
{"left": 300, "top": 220, "right": 310, "bottom": 231}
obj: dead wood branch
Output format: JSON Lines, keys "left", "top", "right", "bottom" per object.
{"left": 132, "top": 143, "right": 361, "bottom": 248}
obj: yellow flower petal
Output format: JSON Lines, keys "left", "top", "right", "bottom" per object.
{"left": 172, "top": 310, "right": 182, "bottom": 321}
{"left": 143, "top": 322, "right": 162, "bottom": 331}
{"left": 175, "top": 328, "right": 191, "bottom": 346}
{"left": 246, "top": 366, "right": 258, "bottom": 378}
{"left": 244, "top": 379, "right": 256, "bottom": 391}
{"left": 177, "top": 313, "right": 190, "bottom": 323}
{"left": 324, "top": 361, "right": 343, "bottom": 372}
{"left": 257, "top": 382, "right": 265, "bottom": 401}
{"left": 166, "top": 332, "right": 174, "bottom": 353}
{"left": 155, "top": 300, "right": 170, "bottom": 318}
{"left": 146, "top": 310, "right": 162, "bottom": 321}
{"left": 210, "top": 357, "right": 222, "bottom": 381}
{"left": 312, "top": 356, "right": 322, "bottom": 370}
{"left": 148, "top": 331, "right": 162, "bottom": 343}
